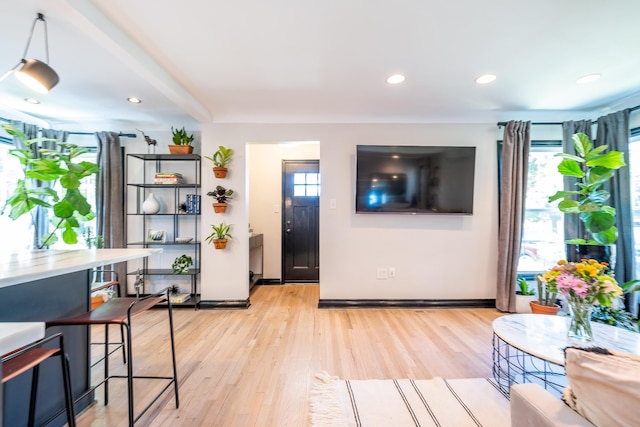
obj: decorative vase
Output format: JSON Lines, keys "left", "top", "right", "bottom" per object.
{"left": 142, "top": 193, "right": 161, "bottom": 214}
{"left": 567, "top": 300, "right": 594, "bottom": 342}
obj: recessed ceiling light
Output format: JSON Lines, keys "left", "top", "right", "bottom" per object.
{"left": 24, "top": 98, "right": 40, "bottom": 104}
{"left": 387, "top": 74, "right": 406, "bottom": 84}
{"left": 576, "top": 74, "right": 601, "bottom": 84}
{"left": 127, "top": 97, "right": 142, "bottom": 103}
{"left": 475, "top": 74, "right": 497, "bottom": 84}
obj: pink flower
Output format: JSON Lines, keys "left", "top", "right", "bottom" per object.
{"left": 556, "top": 273, "right": 589, "bottom": 298}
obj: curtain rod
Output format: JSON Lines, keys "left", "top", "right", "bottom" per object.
{"left": 496, "top": 104, "right": 640, "bottom": 127}
{"left": 0, "top": 115, "right": 136, "bottom": 138}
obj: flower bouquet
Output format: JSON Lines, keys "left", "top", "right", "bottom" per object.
{"left": 541, "top": 259, "right": 623, "bottom": 341}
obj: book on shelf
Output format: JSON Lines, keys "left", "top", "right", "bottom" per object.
{"left": 169, "top": 293, "right": 191, "bottom": 304}
{"left": 155, "top": 172, "right": 183, "bottom": 178}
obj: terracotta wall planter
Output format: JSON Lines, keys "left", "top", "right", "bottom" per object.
{"left": 213, "top": 239, "right": 228, "bottom": 249}
{"left": 169, "top": 145, "right": 194, "bottom": 154}
{"left": 529, "top": 301, "right": 561, "bottom": 315}
{"left": 213, "top": 167, "right": 228, "bottom": 178}
{"left": 213, "top": 203, "right": 228, "bottom": 213}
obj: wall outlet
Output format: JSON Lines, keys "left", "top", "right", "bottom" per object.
{"left": 376, "top": 268, "right": 388, "bottom": 279}
{"left": 388, "top": 267, "right": 396, "bottom": 278}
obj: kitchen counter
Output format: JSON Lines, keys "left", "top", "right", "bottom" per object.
{"left": 0, "top": 248, "right": 160, "bottom": 288}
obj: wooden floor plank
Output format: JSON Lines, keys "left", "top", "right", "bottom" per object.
{"left": 75, "top": 284, "right": 503, "bottom": 427}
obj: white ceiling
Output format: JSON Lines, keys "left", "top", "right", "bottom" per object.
{"left": 1, "top": 0, "right": 640, "bottom": 132}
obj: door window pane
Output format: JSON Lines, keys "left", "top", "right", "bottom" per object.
{"left": 293, "top": 173, "right": 321, "bottom": 197}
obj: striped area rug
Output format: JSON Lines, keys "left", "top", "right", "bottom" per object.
{"left": 310, "top": 372, "right": 510, "bottom": 427}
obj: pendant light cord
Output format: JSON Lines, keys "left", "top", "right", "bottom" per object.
{"left": 21, "top": 13, "right": 50, "bottom": 64}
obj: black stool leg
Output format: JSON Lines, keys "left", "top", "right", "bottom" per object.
{"left": 167, "top": 300, "right": 179, "bottom": 408}
{"left": 125, "top": 322, "right": 134, "bottom": 427}
{"left": 59, "top": 336, "right": 77, "bottom": 427}
{"left": 27, "top": 365, "right": 39, "bottom": 427}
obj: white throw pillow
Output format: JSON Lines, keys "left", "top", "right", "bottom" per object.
{"left": 563, "top": 346, "right": 640, "bottom": 427}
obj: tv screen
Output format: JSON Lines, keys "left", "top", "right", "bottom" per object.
{"left": 355, "top": 145, "right": 476, "bottom": 215}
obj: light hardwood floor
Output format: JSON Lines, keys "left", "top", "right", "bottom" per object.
{"left": 76, "top": 284, "right": 505, "bottom": 427}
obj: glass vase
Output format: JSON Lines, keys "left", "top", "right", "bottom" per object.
{"left": 567, "top": 300, "right": 594, "bottom": 342}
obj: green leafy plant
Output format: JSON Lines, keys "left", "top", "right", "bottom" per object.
{"left": 548, "top": 132, "right": 626, "bottom": 245}
{"left": 207, "top": 185, "right": 234, "bottom": 203}
{"left": 205, "top": 145, "right": 234, "bottom": 168}
{"left": 1, "top": 124, "right": 100, "bottom": 248}
{"left": 172, "top": 254, "right": 193, "bottom": 274}
{"left": 516, "top": 275, "right": 536, "bottom": 296}
{"left": 591, "top": 305, "right": 638, "bottom": 332}
{"left": 170, "top": 126, "right": 194, "bottom": 146}
{"left": 205, "top": 222, "right": 233, "bottom": 243}
{"left": 535, "top": 274, "right": 558, "bottom": 307}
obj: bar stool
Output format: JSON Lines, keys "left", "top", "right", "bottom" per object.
{"left": 46, "top": 288, "right": 179, "bottom": 427}
{"left": 89, "top": 269, "right": 126, "bottom": 366}
{"left": 2, "top": 331, "right": 76, "bottom": 427}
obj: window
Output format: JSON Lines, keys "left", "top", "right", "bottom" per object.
{"left": 628, "top": 136, "right": 640, "bottom": 278}
{"left": 293, "top": 172, "right": 321, "bottom": 197}
{"left": 0, "top": 140, "right": 97, "bottom": 250}
{"left": 518, "top": 144, "right": 566, "bottom": 274}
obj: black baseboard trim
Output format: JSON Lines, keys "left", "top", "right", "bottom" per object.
{"left": 317, "top": 299, "right": 496, "bottom": 309}
{"left": 199, "top": 299, "right": 251, "bottom": 309}
{"left": 258, "top": 279, "right": 282, "bottom": 285}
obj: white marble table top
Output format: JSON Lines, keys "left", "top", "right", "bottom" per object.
{"left": 0, "top": 248, "right": 161, "bottom": 289}
{"left": 492, "top": 313, "right": 640, "bottom": 365}
{"left": 0, "top": 322, "right": 44, "bottom": 357}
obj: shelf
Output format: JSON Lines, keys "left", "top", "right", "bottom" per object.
{"left": 128, "top": 153, "right": 201, "bottom": 161}
{"left": 126, "top": 241, "right": 201, "bottom": 246}
{"left": 126, "top": 293, "right": 201, "bottom": 309}
{"left": 127, "top": 183, "right": 201, "bottom": 188}
{"left": 126, "top": 268, "right": 200, "bottom": 276}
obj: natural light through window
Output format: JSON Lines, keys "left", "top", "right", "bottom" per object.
{"left": 628, "top": 136, "right": 640, "bottom": 278}
{"left": 293, "top": 172, "right": 321, "bottom": 197}
{"left": 518, "top": 145, "right": 566, "bottom": 274}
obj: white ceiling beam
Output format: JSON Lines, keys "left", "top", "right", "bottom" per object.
{"left": 51, "top": 0, "right": 212, "bottom": 123}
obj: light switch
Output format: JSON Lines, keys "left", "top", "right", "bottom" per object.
{"left": 273, "top": 204, "right": 280, "bottom": 213}
{"left": 329, "top": 198, "right": 336, "bottom": 209}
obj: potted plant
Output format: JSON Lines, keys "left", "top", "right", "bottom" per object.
{"left": 207, "top": 185, "right": 234, "bottom": 213}
{"left": 1, "top": 124, "right": 100, "bottom": 248}
{"left": 171, "top": 254, "right": 193, "bottom": 274}
{"left": 548, "top": 132, "right": 626, "bottom": 262}
{"left": 205, "top": 222, "right": 233, "bottom": 249}
{"left": 205, "top": 145, "right": 233, "bottom": 178}
{"left": 169, "top": 126, "right": 194, "bottom": 154}
{"left": 530, "top": 273, "right": 560, "bottom": 315}
{"left": 515, "top": 275, "right": 537, "bottom": 313}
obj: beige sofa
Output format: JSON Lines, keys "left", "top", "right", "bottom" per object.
{"left": 510, "top": 384, "right": 595, "bottom": 427}
{"left": 510, "top": 346, "right": 640, "bottom": 427}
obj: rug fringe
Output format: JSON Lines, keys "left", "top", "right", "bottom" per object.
{"left": 309, "top": 371, "right": 349, "bottom": 427}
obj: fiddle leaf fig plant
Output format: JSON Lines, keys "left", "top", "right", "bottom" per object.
{"left": 548, "top": 132, "right": 626, "bottom": 245}
{"left": 205, "top": 145, "right": 234, "bottom": 168}
{"left": 1, "top": 124, "right": 100, "bottom": 248}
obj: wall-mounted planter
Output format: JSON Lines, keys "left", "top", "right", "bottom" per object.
{"left": 213, "top": 203, "right": 228, "bottom": 214}
{"left": 213, "top": 166, "right": 228, "bottom": 178}
{"left": 213, "top": 238, "right": 228, "bottom": 250}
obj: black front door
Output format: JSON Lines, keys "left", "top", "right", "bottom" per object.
{"left": 282, "top": 160, "right": 319, "bottom": 283}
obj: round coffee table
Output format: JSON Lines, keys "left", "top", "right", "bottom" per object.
{"left": 492, "top": 313, "right": 640, "bottom": 396}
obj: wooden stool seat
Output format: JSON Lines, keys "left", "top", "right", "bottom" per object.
{"left": 2, "top": 333, "right": 76, "bottom": 427}
{"left": 49, "top": 297, "right": 163, "bottom": 326}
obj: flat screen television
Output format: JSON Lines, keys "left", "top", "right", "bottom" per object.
{"left": 355, "top": 145, "right": 476, "bottom": 215}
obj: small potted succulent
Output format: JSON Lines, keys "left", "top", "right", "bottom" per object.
{"left": 169, "top": 126, "right": 194, "bottom": 154}
{"left": 205, "top": 145, "right": 233, "bottom": 178}
{"left": 171, "top": 254, "right": 193, "bottom": 274}
{"left": 205, "top": 222, "right": 233, "bottom": 249}
{"left": 207, "top": 185, "right": 234, "bottom": 213}
{"left": 515, "top": 275, "right": 537, "bottom": 313}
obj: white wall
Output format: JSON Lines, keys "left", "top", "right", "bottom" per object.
{"left": 199, "top": 123, "right": 499, "bottom": 302}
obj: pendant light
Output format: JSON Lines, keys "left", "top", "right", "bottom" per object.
{"left": 1, "top": 13, "right": 59, "bottom": 93}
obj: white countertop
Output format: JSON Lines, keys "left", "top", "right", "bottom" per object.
{"left": 493, "top": 313, "right": 640, "bottom": 365}
{"left": 0, "top": 322, "right": 44, "bottom": 356}
{"left": 0, "top": 248, "right": 161, "bottom": 289}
